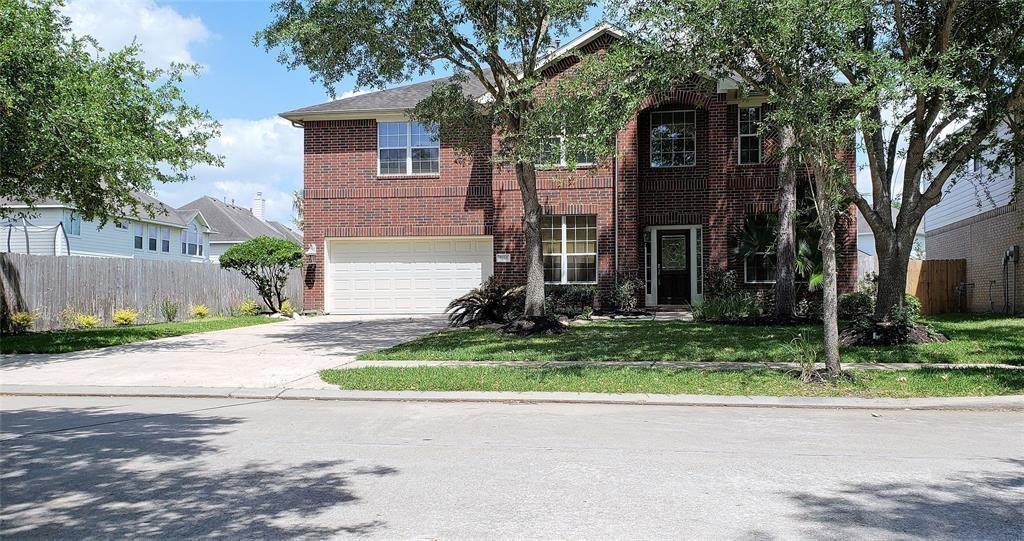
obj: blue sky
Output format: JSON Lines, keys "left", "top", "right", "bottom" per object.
{"left": 62, "top": 1, "right": 871, "bottom": 226}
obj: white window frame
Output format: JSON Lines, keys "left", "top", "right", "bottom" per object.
{"left": 650, "top": 110, "right": 696, "bottom": 168}
{"left": 160, "top": 226, "right": 170, "bottom": 253}
{"left": 536, "top": 134, "right": 596, "bottom": 169}
{"left": 377, "top": 121, "right": 440, "bottom": 176}
{"left": 744, "top": 251, "right": 776, "bottom": 284}
{"left": 133, "top": 223, "right": 143, "bottom": 250}
{"left": 147, "top": 225, "right": 158, "bottom": 251}
{"left": 63, "top": 210, "right": 82, "bottom": 236}
{"left": 115, "top": 221, "right": 129, "bottom": 230}
{"left": 738, "top": 106, "right": 762, "bottom": 165}
{"left": 182, "top": 223, "right": 200, "bottom": 256}
{"left": 543, "top": 215, "right": 598, "bottom": 285}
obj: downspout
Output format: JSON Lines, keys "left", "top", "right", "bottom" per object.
{"left": 613, "top": 136, "right": 619, "bottom": 284}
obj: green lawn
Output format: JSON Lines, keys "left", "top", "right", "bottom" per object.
{"left": 1, "top": 316, "right": 279, "bottom": 354}
{"left": 321, "top": 366, "right": 1024, "bottom": 398}
{"left": 358, "top": 314, "right": 1024, "bottom": 365}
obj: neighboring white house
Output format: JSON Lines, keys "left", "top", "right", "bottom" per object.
{"left": 1, "top": 191, "right": 213, "bottom": 263}
{"left": 178, "top": 193, "right": 302, "bottom": 263}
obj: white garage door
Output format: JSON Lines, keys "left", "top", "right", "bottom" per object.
{"left": 326, "top": 237, "right": 494, "bottom": 314}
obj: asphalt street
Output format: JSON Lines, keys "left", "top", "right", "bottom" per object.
{"left": 1, "top": 395, "right": 1021, "bottom": 540}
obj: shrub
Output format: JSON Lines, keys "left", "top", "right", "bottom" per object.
{"left": 279, "top": 299, "right": 296, "bottom": 317}
{"left": 112, "top": 308, "right": 138, "bottom": 326}
{"left": 160, "top": 299, "right": 179, "bottom": 322}
{"left": 545, "top": 284, "right": 597, "bottom": 317}
{"left": 693, "top": 293, "right": 759, "bottom": 322}
{"left": 238, "top": 299, "right": 261, "bottom": 316}
{"left": 838, "top": 291, "right": 874, "bottom": 321}
{"left": 904, "top": 293, "right": 922, "bottom": 320}
{"left": 703, "top": 267, "right": 739, "bottom": 300}
{"left": 10, "top": 311, "right": 34, "bottom": 334}
{"left": 190, "top": 304, "right": 210, "bottom": 320}
{"left": 220, "top": 236, "right": 303, "bottom": 312}
{"left": 73, "top": 313, "right": 101, "bottom": 329}
{"left": 446, "top": 277, "right": 524, "bottom": 327}
{"left": 610, "top": 274, "right": 645, "bottom": 312}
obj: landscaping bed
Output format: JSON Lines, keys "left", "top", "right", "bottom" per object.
{"left": 357, "top": 314, "right": 1023, "bottom": 365}
{"left": 321, "top": 366, "right": 1024, "bottom": 398}
{"left": 0, "top": 316, "right": 280, "bottom": 354}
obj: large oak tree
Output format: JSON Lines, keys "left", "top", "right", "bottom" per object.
{"left": 256, "top": 0, "right": 595, "bottom": 318}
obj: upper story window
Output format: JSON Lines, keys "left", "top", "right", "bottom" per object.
{"left": 181, "top": 223, "right": 202, "bottom": 256}
{"left": 147, "top": 225, "right": 158, "bottom": 251}
{"left": 133, "top": 223, "right": 143, "bottom": 249}
{"left": 650, "top": 110, "right": 696, "bottom": 168}
{"left": 378, "top": 121, "right": 440, "bottom": 175}
{"left": 738, "top": 106, "right": 762, "bottom": 165}
{"left": 115, "top": 222, "right": 128, "bottom": 230}
{"left": 62, "top": 210, "right": 81, "bottom": 236}
{"left": 537, "top": 135, "right": 595, "bottom": 168}
{"left": 542, "top": 215, "right": 597, "bottom": 284}
{"left": 160, "top": 227, "right": 170, "bottom": 252}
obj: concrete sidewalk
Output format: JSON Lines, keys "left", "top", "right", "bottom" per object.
{"left": 3, "top": 383, "right": 1022, "bottom": 411}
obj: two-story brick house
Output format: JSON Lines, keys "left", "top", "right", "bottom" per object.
{"left": 282, "top": 24, "right": 857, "bottom": 315}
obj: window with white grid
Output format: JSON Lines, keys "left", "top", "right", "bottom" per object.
{"left": 650, "top": 110, "right": 696, "bottom": 167}
{"left": 378, "top": 122, "right": 439, "bottom": 175}
{"left": 542, "top": 215, "right": 597, "bottom": 284}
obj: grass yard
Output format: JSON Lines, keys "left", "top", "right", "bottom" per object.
{"left": 321, "top": 366, "right": 1024, "bottom": 398}
{"left": 358, "top": 314, "right": 1024, "bottom": 365}
{"left": 1, "top": 316, "right": 278, "bottom": 354}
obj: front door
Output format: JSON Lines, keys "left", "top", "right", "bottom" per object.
{"left": 657, "top": 231, "right": 691, "bottom": 305}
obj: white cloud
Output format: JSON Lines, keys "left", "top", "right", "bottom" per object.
{"left": 156, "top": 117, "right": 304, "bottom": 225}
{"left": 63, "top": 0, "right": 209, "bottom": 68}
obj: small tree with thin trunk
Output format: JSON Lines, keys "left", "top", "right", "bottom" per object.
{"left": 220, "top": 236, "right": 304, "bottom": 312}
{"left": 256, "top": 0, "right": 596, "bottom": 323}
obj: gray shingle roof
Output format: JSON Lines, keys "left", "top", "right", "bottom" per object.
{"left": 1, "top": 191, "right": 192, "bottom": 228}
{"left": 177, "top": 196, "right": 301, "bottom": 244}
{"left": 280, "top": 74, "right": 488, "bottom": 120}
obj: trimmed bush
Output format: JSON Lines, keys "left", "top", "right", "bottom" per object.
{"left": 545, "top": 284, "right": 597, "bottom": 317}
{"left": 190, "top": 304, "right": 210, "bottom": 320}
{"left": 279, "top": 299, "right": 296, "bottom": 317}
{"left": 610, "top": 274, "right": 645, "bottom": 312}
{"left": 703, "top": 267, "right": 739, "bottom": 300}
{"left": 238, "top": 299, "right": 261, "bottom": 316}
{"left": 10, "top": 311, "right": 34, "bottom": 334}
{"left": 112, "top": 308, "right": 139, "bottom": 326}
{"left": 220, "top": 236, "right": 303, "bottom": 312}
{"left": 446, "top": 277, "right": 524, "bottom": 327}
{"left": 838, "top": 291, "right": 874, "bottom": 321}
{"left": 73, "top": 313, "right": 101, "bottom": 329}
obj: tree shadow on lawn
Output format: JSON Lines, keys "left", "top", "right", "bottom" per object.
{"left": 0, "top": 406, "right": 396, "bottom": 538}
{"left": 766, "top": 458, "right": 1024, "bottom": 540}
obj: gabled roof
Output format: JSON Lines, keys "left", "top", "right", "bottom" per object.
{"left": 0, "top": 191, "right": 203, "bottom": 229}
{"left": 177, "top": 196, "right": 301, "bottom": 244}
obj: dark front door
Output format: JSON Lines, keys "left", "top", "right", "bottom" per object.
{"left": 657, "top": 231, "right": 691, "bottom": 305}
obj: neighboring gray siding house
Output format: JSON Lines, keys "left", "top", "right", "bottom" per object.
{"left": 178, "top": 193, "right": 302, "bottom": 262}
{"left": 1, "top": 192, "right": 213, "bottom": 263}
{"left": 924, "top": 124, "right": 1022, "bottom": 313}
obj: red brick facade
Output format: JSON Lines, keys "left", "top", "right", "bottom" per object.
{"left": 299, "top": 84, "right": 857, "bottom": 311}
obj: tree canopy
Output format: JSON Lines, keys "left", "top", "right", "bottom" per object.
{"left": 0, "top": 0, "right": 222, "bottom": 224}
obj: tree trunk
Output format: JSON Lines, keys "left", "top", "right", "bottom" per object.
{"left": 873, "top": 228, "right": 915, "bottom": 320}
{"left": 516, "top": 162, "right": 546, "bottom": 317}
{"left": 774, "top": 125, "right": 798, "bottom": 320}
{"left": 813, "top": 175, "right": 842, "bottom": 378}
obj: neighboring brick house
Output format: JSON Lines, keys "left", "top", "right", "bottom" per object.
{"left": 281, "top": 24, "right": 857, "bottom": 314}
{"left": 924, "top": 126, "right": 1022, "bottom": 314}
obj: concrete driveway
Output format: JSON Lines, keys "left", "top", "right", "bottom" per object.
{"left": 0, "top": 315, "right": 446, "bottom": 390}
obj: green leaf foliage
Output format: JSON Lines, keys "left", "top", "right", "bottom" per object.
{"left": 0, "top": 0, "right": 222, "bottom": 224}
{"left": 220, "top": 236, "right": 303, "bottom": 312}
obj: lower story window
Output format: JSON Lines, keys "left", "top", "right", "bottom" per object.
{"left": 744, "top": 251, "right": 776, "bottom": 283}
{"left": 542, "top": 215, "right": 597, "bottom": 284}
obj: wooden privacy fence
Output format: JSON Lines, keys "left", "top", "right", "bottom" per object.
{"left": 0, "top": 253, "right": 303, "bottom": 331}
{"left": 906, "top": 259, "right": 967, "bottom": 315}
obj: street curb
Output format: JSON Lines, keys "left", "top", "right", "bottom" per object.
{"left": 3, "top": 385, "right": 1023, "bottom": 411}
